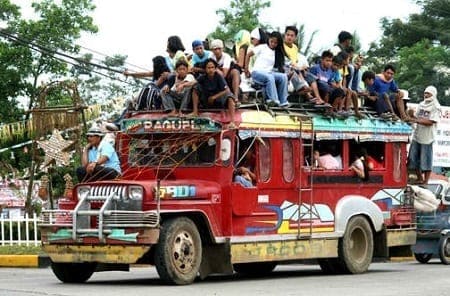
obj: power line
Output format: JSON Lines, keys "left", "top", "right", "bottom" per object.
{"left": 0, "top": 28, "right": 139, "bottom": 86}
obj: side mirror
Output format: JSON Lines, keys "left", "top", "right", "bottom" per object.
{"left": 220, "top": 138, "right": 231, "bottom": 166}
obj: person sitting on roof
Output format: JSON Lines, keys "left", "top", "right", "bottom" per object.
{"left": 190, "top": 58, "right": 236, "bottom": 128}
{"left": 210, "top": 39, "right": 241, "bottom": 103}
{"left": 190, "top": 39, "right": 212, "bottom": 77}
{"left": 76, "top": 127, "right": 121, "bottom": 183}
{"left": 365, "top": 65, "right": 409, "bottom": 121}
{"left": 244, "top": 31, "right": 290, "bottom": 108}
{"left": 161, "top": 59, "right": 196, "bottom": 116}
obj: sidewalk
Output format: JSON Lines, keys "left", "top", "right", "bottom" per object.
{"left": 0, "top": 254, "right": 51, "bottom": 268}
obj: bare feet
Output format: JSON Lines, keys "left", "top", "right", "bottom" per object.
{"left": 166, "top": 110, "right": 178, "bottom": 117}
{"left": 187, "top": 112, "right": 198, "bottom": 117}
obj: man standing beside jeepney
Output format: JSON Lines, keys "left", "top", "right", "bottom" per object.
{"left": 407, "top": 86, "right": 441, "bottom": 185}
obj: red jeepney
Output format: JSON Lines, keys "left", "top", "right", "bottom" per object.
{"left": 39, "top": 108, "right": 416, "bottom": 284}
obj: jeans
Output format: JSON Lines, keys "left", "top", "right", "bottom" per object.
{"left": 251, "top": 70, "right": 288, "bottom": 105}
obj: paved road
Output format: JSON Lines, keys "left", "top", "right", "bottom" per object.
{"left": 0, "top": 260, "right": 449, "bottom": 296}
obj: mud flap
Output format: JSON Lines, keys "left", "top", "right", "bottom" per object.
{"left": 199, "top": 242, "right": 233, "bottom": 279}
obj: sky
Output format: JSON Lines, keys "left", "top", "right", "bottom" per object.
{"left": 16, "top": 0, "right": 421, "bottom": 71}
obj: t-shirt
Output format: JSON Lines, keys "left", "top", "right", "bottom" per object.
{"left": 283, "top": 43, "right": 298, "bottom": 65}
{"left": 319, "top": 154, "right": 340, "bottom": 170}
{"left": 310, "top": 64, "right": 333, "bottom": 83}
{"left": 88, "top": 142, "right": 121, "bottom": 174}
{"left": 250, "top": 44, "right": 275, "bottom": 72}
{"left": 196, "top": 72, "right": 227, "bottom": 98}
{"left": 369, "top": 76, "right": 399, "bottom": 95}
{"left": 211, "top": 52, "right": 232, "bottom": 70}
{"left": 413, "top": 98, "right": 441, "bottom": 144}
{"left": 191, "top": 50, "right": 212, "bottom": 68}
{"left": 170, "top": 73, "right": 195, "bottom": 92}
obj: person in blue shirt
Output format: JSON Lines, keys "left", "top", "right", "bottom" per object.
{"left": 366, "top": 64, "right": 409, "bottom": 120}
{"left": 76, "top": 127, "right": 121, "bottom": 182}
{"left": 190, "top": 39, "right": 212, "bottom": 77}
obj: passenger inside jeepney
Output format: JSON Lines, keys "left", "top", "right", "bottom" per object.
{"left": 349, "top": 140, "right": 385, "bottom": 170}
{"left": 234, "top": 140, "right": 256, "bottom": 187}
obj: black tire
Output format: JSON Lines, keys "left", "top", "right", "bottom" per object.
{"left": 233, "top": 262, "right": 277, "bottom": 276}
{"left": 414, "top": 253, "right": 433, "bottom": 264}
{"left": 154, "top": 217, "right": 202, "bottom": 285}
{"left": 51, "top": 262, "right": 96, "bottom": 283}
{"left": 337, "top": 216, "right": 374, "bottom": 274}
{"left": 439, "top": 236, "right": 450, "bottom": 265}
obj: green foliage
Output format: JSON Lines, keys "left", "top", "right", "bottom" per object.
{"left": 396, "top": 40, "right": 450, "bottom": 104}
{"left": 366, "top": 0, "right": 449, "bottom": 103}
{"left": 9, "top": 0, "right": 98, "bottom": 113}
{"left": 210, "top": 0, "right": 270, "bottom": 45}
{"left": 0, "top": 245, "right": 43, "bottom": 255}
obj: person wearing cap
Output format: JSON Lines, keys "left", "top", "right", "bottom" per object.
{"left": 190, "top": 39, "right": 212, "bottom": 77}
{"left": 407, "top": 86, "right": 441, "bottom": 185}
{"left": 76, "top": 127, "right": 121, "bottom": 182}
{"left": 210, "top": 39, "right": 241, "bottom": 103}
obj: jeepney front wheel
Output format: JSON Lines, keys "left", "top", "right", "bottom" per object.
{"left": 154, "top": 217, "right": 202, "bottom": 285}
{"left": 51, "top": 262, "right": 96, "bottom": 283}
{"left": 439, "top": 236, "right": 450, "bottom": 265}
{"left": 338, "top": 215, "right": 374, "bottom": 274}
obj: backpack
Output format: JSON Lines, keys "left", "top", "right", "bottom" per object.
{"left": 135, "top": 82, "right": 161, "bottom": 110}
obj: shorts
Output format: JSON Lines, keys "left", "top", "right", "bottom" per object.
{"left": 408, "top": 140, "right": 433, "bottom": 171}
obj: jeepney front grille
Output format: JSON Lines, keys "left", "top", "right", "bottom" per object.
{"left": 87, "top": 185, "right": 127, "bottom": 200}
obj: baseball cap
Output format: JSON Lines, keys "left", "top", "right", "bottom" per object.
{"left": 192, "top": 39, "right": 203, "bottom": 49}
{"left": 210, "top": 39, "right": 224, "bottom": 49}
{"left": 86, "top": 126, "right": 104, "bottom": 137}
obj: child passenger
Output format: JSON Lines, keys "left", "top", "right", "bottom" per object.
{"left": 190, "top": 58, "right": 236, "bottom": 128}
{"left": 161, "top": 59, "right": 196, "bottom": 116}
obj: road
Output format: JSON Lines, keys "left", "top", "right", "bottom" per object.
{"left": 0, "top": 260, "right": 449, "bottom": 296}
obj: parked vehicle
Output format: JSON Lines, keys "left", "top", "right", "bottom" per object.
{"left": 39, "top": 108, "right": 416, "bottom": 284}
{"left": 412, "top": 178, "right": 450, "bottom": 264}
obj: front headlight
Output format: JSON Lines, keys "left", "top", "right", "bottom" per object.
{"left": 128, "top": 186, "right": 143, "bottom": 200}
{"left": 77, "top": 186, "right": 91, "bottom": 200}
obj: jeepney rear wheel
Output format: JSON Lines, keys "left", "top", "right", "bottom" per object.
{"left": 414, "top": 253, "right": 433, "bottom": 264}
{"left": 338, "top": 215, "right": 374, "bottom": 274}
{"left": 154, "top": 217, "right": 202, "bottom": 285}
{"left": 233, "top": 262, "right": 277, "bottom": 276}
{"left": 51, "top": 262, "right": 96, "bottom": 283}
{"left": 439, "top": 236, "right": 450, "bottom": 265}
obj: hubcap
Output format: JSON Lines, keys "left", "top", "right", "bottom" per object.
{"left": 172, "top": 230, "right": 196, "bottom": 274}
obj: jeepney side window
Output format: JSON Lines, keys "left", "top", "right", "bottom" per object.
{"left": 128, "top": 134, "right": 217, "bottom": 167}
{"left": 393, "top": 142, "right": 402, "bottom": 182}
{"left": 259, "top": 139, "right": 271, "bottom": 182}
{"left": 283, "top": 139, "right": 294, "bottom": 182}
{"left": 349, "top": 140, "right": 385, "bottom": 170}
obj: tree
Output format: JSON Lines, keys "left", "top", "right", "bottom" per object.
{"left": 366, "top": 0, "right": 449, "bottom": 102}
{"left": 8, "top": 0, "right": 98, "bottom": 119}
{"left": 396, "top": 40, "right": 450, "bottom": 104}
{"left": 210, "top": 0, "right": 270, "bottom": 44}
{"left": 0, "top": 0, "right": 25, "bottom": 123}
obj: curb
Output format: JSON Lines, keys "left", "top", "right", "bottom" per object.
{"left": 0, "top": 255, "right": 51, "bottom": 268}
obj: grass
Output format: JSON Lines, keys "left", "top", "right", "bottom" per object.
{"left": 0, "top": 245, "right": 44, "bottom": 255}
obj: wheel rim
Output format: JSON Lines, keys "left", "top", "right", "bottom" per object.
{"left": 171, "top": 230, "right": 196, "bottom": 274}
{"left": 349, "top": 226, "right": 368, "bottom": 263}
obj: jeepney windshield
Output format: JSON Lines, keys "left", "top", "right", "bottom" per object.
{"left": 127, "top": 133, "right": 218, "bottom": 167}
